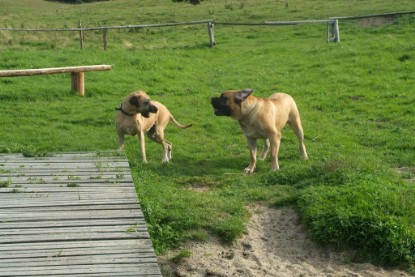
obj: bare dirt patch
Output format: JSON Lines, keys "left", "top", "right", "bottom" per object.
{"left": 159, "top": 206, "right": 412, "bottom": 277}
{"left": 397, "top": 167, "right": 415, "bottom": 183}
{"left": 358, "top": 16, "right": 398, "bottom": 27}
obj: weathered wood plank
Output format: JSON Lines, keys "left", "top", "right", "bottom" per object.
{"left": 0, "top": 199, "right": 139, "bottom": 208}
{"left": 0, "top": 203, "right": 139, "bottom": 211}
{"left": 0, "top": 220, "right": 147, "bottom": 231}
{"left": 0, "top": 171, "right": 132, "bottom": 178}
{"left": 0, "top": 256, "right": 159, "bottom": 267}
{"left": 1, "top": 175, "right": 133, "bottom": 183}
{"left": 0, "top": 152, "right": 161, "bottom": 276}
{"left": 0, "top": 249, "right": 156, "bottom": 260}
{"left": 0, "top": 65, "right": 112, "bottom": 77}
{"left": 0, "top": 223, "right": 148, "bottom": 233}
{"left": 0, "top": 232, "right": 151, "bottom": 244}
{"left": 0, "top": 208, "right": 144, "bottom": 220}
{"left": 0, "top": 239, "right": 154, "bottom": 251}
{"left": 0, "top": 186, "right": 136, "bottom": 194}
{"left": 0, "top": 264, "right": 161, "bottom": 276}
{"left": 0, "top": 162, "right": 128, "bottom": 169}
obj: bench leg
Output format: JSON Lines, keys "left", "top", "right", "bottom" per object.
{"left": 71, "top": 72, "right": 85, "bottom": 96}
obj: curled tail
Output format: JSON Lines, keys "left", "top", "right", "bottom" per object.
{"left": 170, "top": 115, "right": 192, "bottom": 129}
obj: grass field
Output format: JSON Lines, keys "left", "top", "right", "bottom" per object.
{"left": 1, "top": 0, "right": 415, "bottom": 271}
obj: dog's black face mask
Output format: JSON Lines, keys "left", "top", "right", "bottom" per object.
{"left": 129, "top": 96, "right": 158, "bottom": 118}
{"left": 140, "top": 99, "right": 158, "bottom": 118}
{"left": 211, "top": 94, "right": 232, "bottom": 116}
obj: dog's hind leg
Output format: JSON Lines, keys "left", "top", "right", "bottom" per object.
{"left": 289, "top": 117, "right": 308, "bottom": 160}
{"left": 259, "top": 139, "right": 270, "bottom": 160}
{"left": 160, "top": 139, "right": 171, "bottom": 163}
{"left": 269, "top": 133, "right": 281, "bottom": 171}
{"left": 165, "top": 140, "right": 173, "bottom": 161}
{"left": 148, "top": 125, "right": 171, "bottom": 163}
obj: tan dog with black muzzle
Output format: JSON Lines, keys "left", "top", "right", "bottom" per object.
{"left": 211, "top": 89, "right": 308, "bottom": 173}
{"left": 116, "top": 91, "right": 192, "bottom": 163}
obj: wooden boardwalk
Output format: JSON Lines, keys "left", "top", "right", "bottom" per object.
{"left": 0, "top": 152, "right": 162, "bottom": 277}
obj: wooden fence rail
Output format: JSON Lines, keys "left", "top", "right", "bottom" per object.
{"left": 0, "top": 11, "right": 414, "bottom": 49}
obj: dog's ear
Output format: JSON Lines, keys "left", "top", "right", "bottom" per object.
{"left": 235, "top": 89, "right": 253, "bottom": 103}
{"left": 129, "top": 95, "right": 140, "bottom": 107}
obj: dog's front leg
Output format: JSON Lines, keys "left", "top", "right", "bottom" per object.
{"left": 117, "top": 130, "right": 125, "bottom": 151}
{"left": 139, "top": 131, "right": 147, "bottom": 163}
{"left": 244, "top": 137, "right": 257, "bottom": 174}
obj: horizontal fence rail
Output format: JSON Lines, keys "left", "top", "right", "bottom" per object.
{"left": 265, "top": 19, "right": 331, "bottom": 25}
{"left": 0, "top": 19, "right": 213, "bottom": 32}
{"left": 0, "top": 11, "right": 414, "bottom": 49}
{"left": 330, "top": 10, "right": 415, "bottom": 20}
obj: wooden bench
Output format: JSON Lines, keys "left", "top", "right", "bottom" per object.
{"left": 0, "top": 65, "right": 112, "bottom": 96}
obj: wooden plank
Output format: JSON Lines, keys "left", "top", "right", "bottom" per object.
{"left": 0, "top": 203, "right": 140, "bottom": 211}
{"left": 0, "top": 186, "right": 137, "bottom": 194}
{"left": 0, "top": 239, "right": 154, "bottom": 252}
{"left": 0, "top": 219, "right": 146, "bottom": 230}
{"left": 0, "top": 65, "right": 112, "bottom": 77}
{"left": 0, "top": 264, "right": 161, "bottom": 276}
{"left": 0, "top": 199, "right": 139, "bottom": 209}
{"left": 0, "top": 208, "right": 144, "bottom": 220}
{"left": 0, "top": 194, "right": 138, "bottom": 203}
{"left": 0, "top": 231, "right": 151, "bottom": 244}
{"left": 0, "top": 170, "right": 132, "bottom": 178}
{"left": 0, "top": 162, "right": 128, "bottom": 169}
{"left": 0, "top": 152, "right": 125, "bottom": 159}
{"left": 0, "top": 256, "right": 159, "bottom": 268}
{"left": 1, "top": 174, "right": 133, "bottom": 183}
{"left": 0, "top": 155, "right": 126, "bottom": 161}
{"left": 0, "top": 152, "right": 162, "bottom": 276}
{"left": 0, "top": 249, "right": 156, "bottom": 260}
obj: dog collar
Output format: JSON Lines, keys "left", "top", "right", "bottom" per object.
{"left": 115, "top": 104, "right": 136, "bottom": 116}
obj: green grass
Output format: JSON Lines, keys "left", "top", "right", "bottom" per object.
{"left": 1, "top": 0, "right": 415, "bottom": 270}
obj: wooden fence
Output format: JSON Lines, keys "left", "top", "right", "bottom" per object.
{"left": 1, "top": 11, "right": 414, "bottom": 49}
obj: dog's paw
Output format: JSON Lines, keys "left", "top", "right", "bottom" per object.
{"left": 271, "top": 164, "right": 280, "bottom": 171}
{"left": 244, "top": 166, "right": 256, "bottom": 174}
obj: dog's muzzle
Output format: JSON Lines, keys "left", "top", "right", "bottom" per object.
{"left": 211, "top": 97, "right": 231, "bottom": 116}
{"left": 140, "top": 104, "right": 158, "bottom": 118}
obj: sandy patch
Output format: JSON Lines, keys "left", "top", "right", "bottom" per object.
{"left": 159, "top": 206, "right": 412, "bottom": 277}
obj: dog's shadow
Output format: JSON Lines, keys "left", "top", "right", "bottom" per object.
{"left": 152, "top": 156, "right": 246, "bottom": 177}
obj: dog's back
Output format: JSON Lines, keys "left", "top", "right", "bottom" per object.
{"left": 266, "top": 93, "right": 300, "bottom": 126}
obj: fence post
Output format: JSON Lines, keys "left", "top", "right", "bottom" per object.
{"left": 103, "top": 28, "right": 108, "bottom": 50}
{"left": 329, "top": 18, "right": 340, "bottom": 43}
{"left": 79, "top": 20, "right": 84, "bottom": 50}
{"left": 207, "top": 21, "right": 216, "bottom": 47}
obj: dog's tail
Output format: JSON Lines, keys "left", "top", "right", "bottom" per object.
{"left": 170, "top": 115, "right": 192, "bottom": 129}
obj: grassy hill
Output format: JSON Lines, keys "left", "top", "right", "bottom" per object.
{"left": 1, "top": 0, "right": 415, "bottom": 271}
